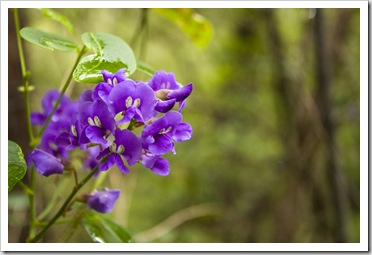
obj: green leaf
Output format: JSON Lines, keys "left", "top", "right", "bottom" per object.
{"left": 73, "top": 32, "right": 137, "bottom": 83}
{"left": 8, "top": 141, "right": 27, "bottom": 192}
{"left": 19, "top": 27, "right": 77, "bottom": 51}
{"left": 81, "top": 210, "right": 132, "bottom": 243}
{"left": 39, "top": 8, "right": 75, "bottom": 34}
{"left": 152, "top": 8, "right": 213, "bottom": 48}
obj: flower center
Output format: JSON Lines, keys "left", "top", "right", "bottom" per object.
{"left": 159, "top": 126, "right": 172, "bottom": 134}
{"left": 109, "top": 142, "right": 125, "bottom": 154}
{"left": 125, "top": 96, "right": 141, "bottom": 108}
{"left": 70, "top": 124, "right": 78, "bottom": 137}
{"left": 87, "top": 116, "right": 102, "bottom": 128}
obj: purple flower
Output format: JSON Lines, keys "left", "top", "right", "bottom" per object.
{"left": 92, "top": 69, "right": 127, "bottom": 104}
{"left": 55, "top": 120, "right": 82, "bottom": 150}
{"left": 102, "top": 68, "right": 127, "bottom": 85}
{"left": 97, "top": 129, "right": 142, "bottom": 174}
{"left": 141, "top": 111, "right": 192, "bottom": 156}
{"left": 28, "top": 149, "right": 64, "bottom": 177}
{"left": 31, "top": 90, "right": 77, "bottom": 125}
{"left": 83, "top": 146, "right": 101, "bottom": 172}
{"left": 147, "top": 71, "right": 193, "bottom": 113}
{"left": 78, "top": 99, "right": 115, "bottom": 145}
{"left": 141, "top": 152, "right": 170, "bottom": 176}
{"left": 87, "top": 189, "right": 120, "bottom": 213}
{"left": 108, "top": 79, "right": 157, "bottom": 124}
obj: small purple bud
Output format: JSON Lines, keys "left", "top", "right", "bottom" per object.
{"left": 87, "top": 189, "right": 120, "bottom": 213}
{"left": 29, "top": 149, "right": 64, "bottom": 177}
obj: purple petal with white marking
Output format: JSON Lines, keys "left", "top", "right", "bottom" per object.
{"left": 148, "top": 71, "right": 179, "bottom": 91}
{"left": 114, "top": 129, "right": 142, "bottom": 165}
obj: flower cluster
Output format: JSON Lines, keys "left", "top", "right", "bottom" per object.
{"left": 27, "top": 69, "right": 193, "bottom": 213}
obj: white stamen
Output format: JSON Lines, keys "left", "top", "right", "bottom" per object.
{"left": 113, "top": 77, "right": 118, "bottom": 86}
{"left": 159, "top": 126, "right": 172, "bottom": 134}
{"left": 71, "top": 125, "right": 77, "bottom": 137}
{"left": 87, "top": 117, "right": 95, "bottom": 126}
{"left": 94, "top": 116, "right": 102, "bottom": 128}
{"left": 126, "top": 96, "right": 133, "bottom": 108}
{"left": 117, "top": 145, "right": 125, "bottom": 154}
{"left": 107, "top": 78, "right": 112, "bottom": 85}
{"left": 133, "top": 98, "right": 141, "bottom": 107}
{"left": 110, "top": 142, "right": 117, "bottom": 153}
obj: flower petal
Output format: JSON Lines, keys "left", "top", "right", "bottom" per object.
{"left": 98, "top": 154, "right": 115, "bottom": 172}
{"left": 148, "top": 71, "right": 179, "bottom": 91}
{"left": 114, "top": 129, "right": 142, "bottom": 165}
{"left": 167, "top": 83, "right": 193, "bottom": 102}
{"left": 172, "top": 122, "right": 193, "bottom": 142}
{"left": 79, "top": 89, "right": 93, "bottom": 103}
{"left": 142, "top": 111, "right": 182, "bottom": 138}
{"left": 148, "top": 134, "right": 174, "bottom": 155}
{"left": 150, "top": 157, "right": 170, "bottom": 176}
{"left": 102, "top": 68, "right": 126, "bottom": 84}
{"left": 87, "top": 189, "right": 120, "bottom": 214}
{"left": 115, "top": 154, "right": 130, "bottom": 174}
{"left": 30, "top": 112, "right": 46, "bottom": 125}
{"left": 30, "top": 149, "right": 64, "bottom": 177}
{"left": 108, "top": 80, "right": 136, "bottom": 114}
{"left": 155, "top": 98, "right": 176, "bottom": 113}
{"left": 92, "top": 82, "right": 113, "bottom": 104}
{"left": 85, "top": 126, "right": 107, "bottom": 145}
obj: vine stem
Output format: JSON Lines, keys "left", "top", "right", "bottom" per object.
{"left": 37, "top": 45, "right": 87, "bottom": 138}
{"left": 14, "top": 8, "right": 34, "bottom": 143}
{"left": 28, "top": 156, "right": 108, "bottom": 243}
{"left": 13, "top": 8, "right": 38, "bottom": 240}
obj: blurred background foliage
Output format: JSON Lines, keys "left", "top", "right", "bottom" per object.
{"left": 8, "top": 8, "right": 360, "bottom": 243}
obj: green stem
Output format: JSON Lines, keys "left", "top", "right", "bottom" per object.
{"left": 37, "top": 174, "right": 71, "bottom": 221}
{"left": 17, "top": 181, "right": 33, "bottom": 195}
{"left": 14, "top": 9, "right": 34, "bottom": 143}
{"left": 14, "top": 8, "right": 38, "bottom": 241}
{"left": 28, "top": 156, "right": 107, "bottom": 243}
{"left": 37, "top": 45, "right": 86, "bottom": 138}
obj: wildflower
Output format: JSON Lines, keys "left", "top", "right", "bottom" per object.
{"left": 148, "top": 71, "right": 193, "bottom": 112}
{"left": 141, "top": 152, "right": 170, "bottom": 176}
{"left": 28, "top": 149, "right": 64, "bottom": 177}
{"left": 77, "top": 99, "right": 115, "bottom": 145}
{"left": 92, "top": 69, "right": 127, "bottom": 104}
{"left": 87, "top": 189, "right": 120, "bottom": 213}
{"left": 97, "top": 129, "right": 142, "bottom": 174}
{"left": 108, "top": 79, "right": 156, "bottom": 124}
{"left": 141, "top": 111, "right": 192, "bottom": 156}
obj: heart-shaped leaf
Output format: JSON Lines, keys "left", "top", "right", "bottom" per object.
{"left": 81, "top": 210, "right": 132, "bottom": 243}
{"left": 19, "top": 27, "right": 77, "bottom": 51}
{"left": 73, "top": 32, "right": 137, "bottom": 84}
{"left": 8, "top": 141, "right": 27, "bottom": 192}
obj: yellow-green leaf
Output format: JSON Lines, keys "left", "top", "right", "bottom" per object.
{"left": 73, "top": 32, "right": 137, "bottom": 83}
{"left": 152, "top": 8, "right": 213, "bottom": 48}
{"left": 20, "top": 27, "right": 77, "bottom": 51}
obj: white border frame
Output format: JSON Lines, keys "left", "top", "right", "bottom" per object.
{"left": 1, "top": 1, "right": 368, "bottom": 252}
